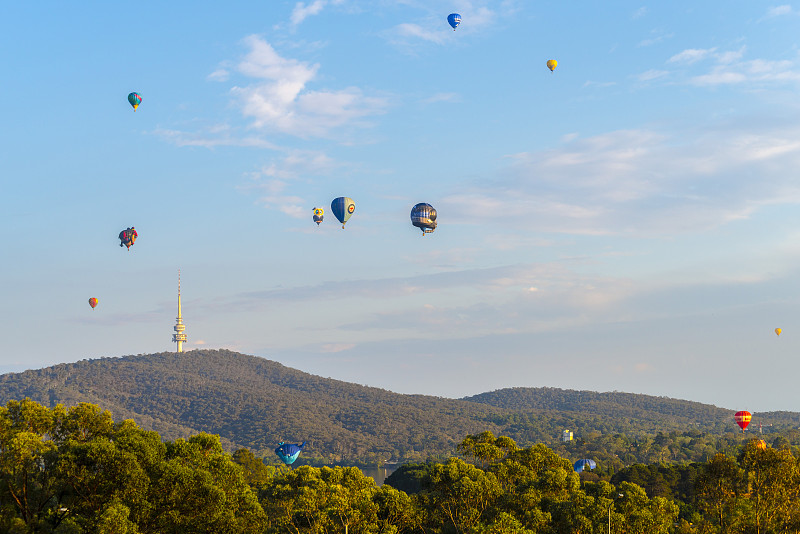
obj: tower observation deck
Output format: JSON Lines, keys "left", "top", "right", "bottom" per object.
{"left": 172, "top": 271, "right": 187, "bottom": 352}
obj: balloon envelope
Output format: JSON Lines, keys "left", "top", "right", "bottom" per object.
{"left": 447, "top": 13, "right": 461, "bottom": 29}
{"left": 88, "top": 298, "right": 98, "bottom": 309}
{"left": 127, "top": 92, "right": 142, "bottom": 111}
{"left": 275, "top": 441, "right": 306, "bottom": 465}
{"left": 313, "top": 207, "right": 324, "bottom": 225}
{"left": 735, "top": 411, "right": 752, "bottom": 431}
{"left": 411, "top": 203, "right": 437, "bottom": 234}
{"left": 331, "top": 197, "right": 355, "bottom": 228}
{"left": 547, "top": 59, "right": 558, "bottom": 72}
{"left": 775, "top": 328, "right": 782, "bottom": 336}
{"left": 573, "top": 459, "right": 596, "bottom": 472}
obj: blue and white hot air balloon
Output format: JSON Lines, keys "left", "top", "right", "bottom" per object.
{"left": 573, "top": 459, "right": 597, "bottom": 473}
{"left": 275, "top": 441, "right": 306, "bottom": 465}
{"left": 447, "top": 13, "right": 461, "bottom": 30}
{"left": 331, "top": 197, "right": 355, "bottom": 228}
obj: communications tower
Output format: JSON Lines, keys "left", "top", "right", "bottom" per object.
{"left": 172, "top": 271, "right": 187, "bottom": 352}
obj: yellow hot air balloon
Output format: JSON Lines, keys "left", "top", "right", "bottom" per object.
{"left": 546, "top": 59, "right": 557, "bottom": 72}
{"left": 775, "top": 328, "right": 782, "bottom": 336}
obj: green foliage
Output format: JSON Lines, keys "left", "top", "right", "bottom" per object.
{"left": 0, "top": 401, "right": 794, "bottom": 534}
{"left": 3, "top": 350, "right": 800, "bottom": 466}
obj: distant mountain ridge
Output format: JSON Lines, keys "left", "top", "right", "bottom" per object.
{"left": 0, "top": 349, "right": 794, "bottom": 464}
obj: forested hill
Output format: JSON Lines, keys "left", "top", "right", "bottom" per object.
{"left": 0, "top": 349, "right": 795, "bottom": 465}
{"left": 463, "top": 387, "right": 726, "bottom": 427}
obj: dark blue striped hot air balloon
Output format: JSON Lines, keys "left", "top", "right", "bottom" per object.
{"left": 331, "top": 197, "right": 355, "bottom": 228}
{"left": 411, "top": 203, "right": 437, "bottom": 235}
{"left": 275, "top": 441, "right": 306, "bottom": 465}
{"left": 447, "top": 13, "right": 461, "bottom": 30}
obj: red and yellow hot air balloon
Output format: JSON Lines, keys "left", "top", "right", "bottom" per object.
{"left": 88, "top": 297, "right": 99, "bottom": 309}
{"left": 735, "top": 410, "right": 751, "bottom": 432}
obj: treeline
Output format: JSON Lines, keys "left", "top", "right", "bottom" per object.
{"left": 0, "top": 350, "right": 797, "bottom": 465}
{"left": 3, "top": 399, "right": 799, "bottom": 533}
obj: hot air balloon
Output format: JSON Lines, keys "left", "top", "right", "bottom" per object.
{"left": 411, "top": 203, "right": 437, "bottom": 235}
{"left": 735, "top": 411, "right": 752, "bottom": 432}
{"left": 547, "top": 59, "right": 558, "bottom": 72}
{"left": 118, "top": 227, "right": 138, "bottom": 250}
{"left": 331, "top": 197, "right": 355, "bottom": 228}
{"left": 573, "top": 459, "right": 596, "bottom": 473}
{"left": 127, "top": 92, "right": 142, "bottom": 111}
{"left": 275, "top": 441, "right": 306, "bottom": 465}
{"left": 313, "top": 207, "right": 324, "bottom": 226}
{"left": 775, "top": 328, "right": 782, "bottom": 336}
{"left": 447, "top": 13, "right": 461, "bottom": 30}
{"left": 88, "top": 298, "right": 98, "bottom": 309}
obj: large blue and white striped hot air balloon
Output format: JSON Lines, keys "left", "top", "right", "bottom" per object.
{"left": 447, "top": 13, "right": 461, "bottom": 30}
{"left": 331, "top": 197, "right": 355, "bottom": 228}
{"left": 275, "top": 441, "right": 306, "bottom": 465}
{"left": 411, "top": 203, "right": 437, "bottom": 235}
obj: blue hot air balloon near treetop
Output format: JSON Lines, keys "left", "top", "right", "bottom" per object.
{"left": 447, "top": 13, "right": 461, "bottom": 30}
{"left": 573, "top": 459, "right": 597, "bottom": 473}
{"left": 331, "top": 197, "right": 355, "bottom": 228}
{"left": 275, "top": 441, "right": 306, "bottom": 465}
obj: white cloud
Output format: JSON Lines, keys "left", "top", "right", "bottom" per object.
{"left": 392, "top": 23, "right": 445, "bottom": 44}
{"left": 632, "top": 6, "right": 647, "bottom": 19}
{"left": 230, "top": 35, "right": 387, "bottom": 138}
{"left": 290, "top": 0, "right": 344, "bottom": 26}
{"left": 668, "top": 48, "right": 717, "bottom": 64}
{"left": 422, "top": 92, "right": 460, "bottom": 104}
{"left": 442, "top": 123, "right": 800, "bottom": 236}
{"left": 207, "top": 69, "right": 230, "bottom": 82}
{"left": 635, "top": 69, "right": 669, "bottom": 82}
{"left": 764, "top": 5, "right": 793, "bottom": 18}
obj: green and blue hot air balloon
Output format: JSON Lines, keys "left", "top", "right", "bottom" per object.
{"left": 275, "top": 441, "right": 306, "bottom": 465}
{"left": 127, "top": 92, "right": 142, "bottom": 111}
{"left": 331, "top": 197, "right": 355, "bottom": 228}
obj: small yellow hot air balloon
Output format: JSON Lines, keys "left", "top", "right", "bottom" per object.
{"left": 775, "top": 327, "right": 782, "bottom": 336}
{"left": 88, "top": 298, "right": 99, "bottom": 309}
{"left": 546, "top": 59, "right": 557, "bottom": 72}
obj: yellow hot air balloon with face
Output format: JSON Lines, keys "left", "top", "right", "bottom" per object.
{"left": 775, "top": 328, "right": 782, "bottom": 336}
{"left": 547, "top": 59, "right": 557, "bottom": 72}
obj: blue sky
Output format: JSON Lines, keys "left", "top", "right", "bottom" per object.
{"left": 3, "top": 1, "right": 800, "bottom": 413}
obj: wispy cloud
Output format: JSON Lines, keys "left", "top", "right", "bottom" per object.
{"left": 635, "top": 69, "right": 669, "bottom": 82}
{"left": 442, "top": 122, "right": 800, "bottom": 236}
{"left": 632, "top": 6, "right": 647, "bottom": 19}
{"left": 230, "top": 35, "right": 388, "bottom": 138}
{"left": 422, "top": 92, "right": 460, "bottom": 104}
{"left": 240, "top": 149, "right": 342, "bottom": 217}
{"left": 763, "top": 4, "right": 793, "bottom": 18}
{"left": 668, "top": 47, "right": 717, "bottom": 64}
{"left": 637, "top": 29, "right": 674, "bottom": 47}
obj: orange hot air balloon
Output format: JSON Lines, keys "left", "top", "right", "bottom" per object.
{"left": 775, "top": 327, "right": 781, "bottom": 336}
{"left": 88, "top": 298, "right": 99, "bottom": 309}
{"left": 735, "top": 411, "right": 751, "bottom": 432}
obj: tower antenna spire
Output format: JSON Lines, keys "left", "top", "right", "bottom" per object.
{"left": 172, "top": 270, "right": 187, "bottom": 352}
